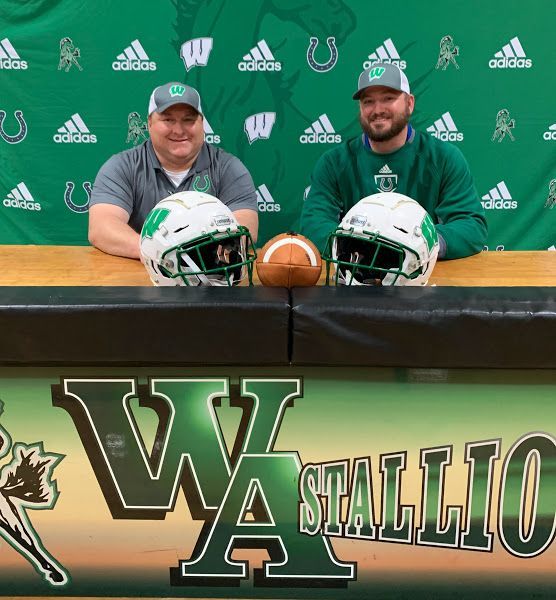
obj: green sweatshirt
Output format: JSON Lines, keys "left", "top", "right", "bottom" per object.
{"left": 300, "top": 130, "right": 487, "bottom": 260}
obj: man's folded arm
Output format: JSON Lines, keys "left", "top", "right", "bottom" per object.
{"left": 88, "top": 203, "right": 141, "bottom": 259}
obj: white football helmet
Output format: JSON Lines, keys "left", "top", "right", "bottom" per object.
{"left": 324, "top": 192, "right": 439, "bottom": 286}
{"left": 140, "top": 191, "right": 256, "bottom": 286}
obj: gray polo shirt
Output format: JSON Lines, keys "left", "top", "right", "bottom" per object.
{"left": 90, "top": 140, "right": 258, "bottom": 232}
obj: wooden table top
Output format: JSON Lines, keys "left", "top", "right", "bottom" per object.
{"left": 0, "top": 246, "right": 554, "bottom": 287}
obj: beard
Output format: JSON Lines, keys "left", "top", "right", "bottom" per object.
{"left": 360, "top": 107, "right": 411, "bottom": 142}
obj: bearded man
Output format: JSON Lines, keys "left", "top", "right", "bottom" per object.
{"left": 300, "top": 63, "right": 486, "bottom": 259}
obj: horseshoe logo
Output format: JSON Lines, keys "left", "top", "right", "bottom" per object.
{"left": 307, "top": 37, "right": 338, "bottom": 73}
{"left": 0, "top": 110, "right": 27, "bottom": 143}
{"left": 64, "top": 181, "right": 92, "bottom": 213}
{"left": 378, "top": 177, "right": 396, "bottom": 192}
{"left": 192, "top": 174, "right": 211, "bottom": 193}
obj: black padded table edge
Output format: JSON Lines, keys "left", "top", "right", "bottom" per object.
{"left": 291, "top": 286, "right": 556, "bottom": 368}
{"left": 0, "top": 287, "right": 290, "bottom": 366}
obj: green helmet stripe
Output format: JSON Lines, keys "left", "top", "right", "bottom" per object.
{"left": 421, "top": 214, "right": 438, "bottom": 252}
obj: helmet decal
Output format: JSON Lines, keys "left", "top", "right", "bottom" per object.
{"left": 142, "top": 207, "right": 170, "bottom": 239}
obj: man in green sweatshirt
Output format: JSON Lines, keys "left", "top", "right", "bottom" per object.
{"left": 300, "top": 63, "right": 487, "bottom": 260}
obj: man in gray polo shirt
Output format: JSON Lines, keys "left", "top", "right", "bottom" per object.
{"left": 88, "top": 82, "right": 258, "bottom": 259}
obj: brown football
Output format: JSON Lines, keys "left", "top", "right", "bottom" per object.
{"left": 256, "top": 232, "right": 322, "bottom": 287}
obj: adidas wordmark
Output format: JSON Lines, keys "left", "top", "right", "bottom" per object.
{"left": 300, "top": 114, "right": 341, "bottom": 144}
{"left": 426, "top": 112, "right": 463, "bottom": 142}
{"left": 53, "top": 113, "right": 96, "bottom": 143}
{"left": 112, "top": 39, "right": 156, "bottom": 71}
{"left": 238, "top": 40, "right": 281, "bottom": 72}
{"left": 543, "top": 123, "right": 556, "bottom": 141}
{"left": 489, "top": 36, "right": 532, "bottom": 69}
{"left": 363, "top": 38, "right": 406, "bottom": 70}
{"left": 256, "top": 184, "right": 281, "bottom": 212}
{"left": 3, "top": 182, "right": 41, "bottom": 211}
{"left": 0, "top": 37, "right": 27, "bottom": 70}
{"left": 481, "top": 181, "right": 517, "bottom": 210}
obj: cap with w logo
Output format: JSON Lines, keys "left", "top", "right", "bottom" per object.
{"left": 148, "top": 81, "right": 203, "bottom": 116}
{"left": 353, "top": 62, "right": 410, "bottom": 99}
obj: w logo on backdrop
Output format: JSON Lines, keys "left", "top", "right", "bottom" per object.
{"left": 64, "top": 181, "right": 91, "bottom": 213}
{"left": 244, "top": 112, "right": 276, "bottom": 144}
{"left": 180, "top": 38, "right": 213, "bottom": 71}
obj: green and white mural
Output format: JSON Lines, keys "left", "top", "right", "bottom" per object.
{"left": 0, "top": 367, "right": 554, "bottom": 597}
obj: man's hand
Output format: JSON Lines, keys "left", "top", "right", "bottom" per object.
{"left": 233, "top": 208, "right": 259, "bottom": 243}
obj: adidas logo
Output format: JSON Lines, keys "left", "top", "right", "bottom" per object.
{"left": 112, "top": 39, "right": 156, "bottom": 71}
{"left": 180, "top": 37, "right": 213, "bottom": 71}
{"left": 0, "top": 37, "right": 27, "bottom": 70}
{"left": 238, "top": 40, "right": 281, "bottom": 72}
{"left": 481, "top": 181, "right": 517, "bottom": 210}
{"left": 426, "top": 112, "right": 463, "bottom": 142}
{"left": 203, "top": 117, "right": 220, "bottom": 145}
{"left": 363, "top": 38, "right": 406, "bottom": 70}
{"left": 256, "top": 184, "right": 281, "bottom": 213}
{"left": 244, "top": 112, "right": 276, "bottom": 144}
{"left": 374, "top": 164, "right": 398, "bottom": 192}
{"left": 489, "top": 36, "right": 532, "bottom": 69}
{"left": 543, "top": 123, "right": 556, "bottom": 141}
{"left": 53, "top": 113, "right": 97, "bottom": 143}
{"left": 300, "top": 114, "right": 341, "bottom": 144}
{"left": 3, "top": 181, "right": 41, "bottom": 211}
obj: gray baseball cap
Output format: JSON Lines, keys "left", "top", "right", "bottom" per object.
{"left": 148, "top": 81, "right": 203, "bottom": 116}
{"left": 353, "top": 63, "right": 411, "bottom": 99}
